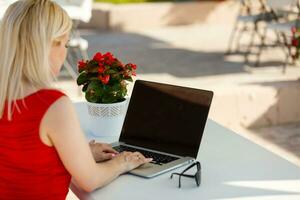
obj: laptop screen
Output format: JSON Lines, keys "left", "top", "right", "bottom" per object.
{"left": 119, "top": 80, "right": 213, "bottom": 158}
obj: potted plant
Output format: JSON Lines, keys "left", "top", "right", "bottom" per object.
{"left": 77, "top": 52, "right": 137, "bottom": 137}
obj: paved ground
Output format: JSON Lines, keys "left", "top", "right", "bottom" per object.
{"left": 57, "top": 22, "right": 300, "bottom": 168}
{"left": 254, "top": 123, "right": 300, "bottom": 159}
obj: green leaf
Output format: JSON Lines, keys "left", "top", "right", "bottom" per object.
{"left": 106, "top": 69, "right": 118, "bottom": 74}
{"left": 78, "top": 68, "right": 85, "bottom": 73}
{"left": 89, "top": 76, "right": 99, "bottom": 81}
{"left": 124, "top": 77, "right": 133, "bottom": 82}
{"left": 87, "top": 80, "right": 103, "bottom": 97}
{"left": 101, "top": 92, "right": 118, "bottom": 103}
{"left": 120, "top": 86, "right": 127, "bottom": 97}
{"left": 83, "top": 80, "right": 105, "bottom": 103}
{"left": 86, "top": 60, "right": 99, "bottom": 73}
{"left": 85, "top": 91, "right": 98, "bottom": 103}
{"left": 77, "top": 73, "right": 88, "bottom": 85}
{"left": 82, "top": 83, "right": 89, "bottom": 92}
{"left": 111, "top": 82, "right": 121, "bottom": 91}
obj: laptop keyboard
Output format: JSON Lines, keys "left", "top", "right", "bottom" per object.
{"left": 113, "top": 145, "right": 178, "bottom": 165}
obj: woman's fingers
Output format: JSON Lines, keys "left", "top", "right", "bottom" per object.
{"left": 132, "top": 151, "right": 152, "bottom": 162}
{"left": 125, "top": 151, "right": 152, "bottom": 164}
{"left": 101, "top": 144, "right": 119, "bottom": 154}
{"left": 100, "top": 152, "right": 116, "bottom": 161}
{"left": 90, "top": 142, "right": 118, "bottom": 153}
{"left": 135, "top": 152, "right": 153, "bottom": 164}
{"left": 114, "top": 151, "right": 153, "bottom": 173}
{"left": 131, "top": 151, "right": 145, "bottom": 160}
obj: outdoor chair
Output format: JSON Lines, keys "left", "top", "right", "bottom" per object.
{"left": 226, "top": 0, "right": 270, "bottom": 55}
{"left": 54, "top": 0, "right": 92, "bottom": 80}
{"left": 251, "top": 0, "right": 300, "bottom": 73}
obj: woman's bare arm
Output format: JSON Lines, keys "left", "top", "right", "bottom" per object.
{"left": 41, "top": 96, "right": 151, "bottom": 192}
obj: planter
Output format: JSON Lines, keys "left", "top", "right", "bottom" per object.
{"left": 86, "top": 99, "right": 129, "bottom": 137}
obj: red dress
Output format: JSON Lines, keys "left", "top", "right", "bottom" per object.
{"left": 0, "top": 89, "right": 71, "bottom": 200}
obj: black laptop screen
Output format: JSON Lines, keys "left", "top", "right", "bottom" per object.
{"left": 119, "top": 80, "right": 213, "bottom": 158}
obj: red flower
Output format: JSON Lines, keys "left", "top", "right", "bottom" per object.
{"left": 78, "top": 60, "right": 86, "bottom": 70}
{"left": 123, "top": 72, "right": 129, "bottom": 78}
{"left": 119, "top": 62, "right": 124, "bottom": 68}
{"left": 292, "top": 38, "right": 299, "bottom": 47}
{"left": 103, "top": 52, "right": 115, "bottom": 66}
{"left": 98, "top": 63, "right": 105, "bottom": 74}
{"left": 105, "top": 59, "right": 114, "bottom": 66}
{"left": 98, "top": 66, "right": 105, "bottom": 74}
{"left": 93, "top": 52, "right": 103, "bottom": 62}
{"left": 291, "top": 26, "right": 297, "bottom": 34}
{"left": 132, "top": 71, "right": 136, "bottom": 76}
{"left": 98, "top": 74, "right": 110, "bottom": 85}
{"left": 103, "top": 53, "right": 113, "bottom": 64}
{"left": 103, "top": 52, "right": 114, "bottom": 60}
{"left": 127, "top": 63, "right": 137, "bottom": 70}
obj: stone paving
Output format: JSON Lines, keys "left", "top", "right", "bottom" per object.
{"left": 57, "top": 22, "right": 300, "bottom": 168}
{"left": 250, "top": 123, "right": 300, "bottom": 164}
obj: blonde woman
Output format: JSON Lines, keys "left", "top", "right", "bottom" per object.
{"left": 0, "top": 0, "right": 152, "bottom": 199}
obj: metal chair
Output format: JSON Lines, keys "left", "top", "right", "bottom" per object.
{"left": 226, "top": 0, "right": 270, "bottom": 55}
{"left": 63, "top": 20, "right": 90, "bottom": 80}
{"left": 252, "top": 0, "right": 300, "bottom": 73}
{"left": 54, "top": 0, "right": 92, "bottom": 80}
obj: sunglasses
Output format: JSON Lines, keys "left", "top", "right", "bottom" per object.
{"left": 170, "top": 161, "right": 201, "bottom": 188}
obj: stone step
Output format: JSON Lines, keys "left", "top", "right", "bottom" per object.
{"left": 210, "top": 80, "right": 300, "bottom": 128}
{"left": 79, "top": 0, "right": 238, "bottom": 31}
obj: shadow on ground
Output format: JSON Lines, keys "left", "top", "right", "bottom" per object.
{"left": 78, "top": 30, "right": 246, "bottom": 77}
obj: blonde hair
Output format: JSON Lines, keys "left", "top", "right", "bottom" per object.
{"left": 0, "top": 0, "right": 72, "bottom": 120}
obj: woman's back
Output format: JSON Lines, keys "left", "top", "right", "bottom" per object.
{"left": 0, "top": 89, "right": 71, "bottom": 200}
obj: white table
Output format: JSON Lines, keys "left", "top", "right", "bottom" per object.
{"left": 72, "top": 102, "right": 300, "bottom": 200}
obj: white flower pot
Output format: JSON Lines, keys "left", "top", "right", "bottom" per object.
{"left": 86, "top": 99, "right": 129, "bottom": 137}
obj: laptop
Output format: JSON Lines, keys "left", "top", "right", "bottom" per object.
{"left": 111, "top": 80, "right": 213, "bottom": 178}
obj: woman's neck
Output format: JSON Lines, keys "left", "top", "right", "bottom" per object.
{"left": 18, "top": 82, "right": 41, "bottom": 99}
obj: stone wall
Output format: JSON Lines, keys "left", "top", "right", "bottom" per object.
{"left": 210, "top": 80, "right": 300, "bottom": 128}
{"left": 79, "top": 0, "right": 237, "bottom": 31}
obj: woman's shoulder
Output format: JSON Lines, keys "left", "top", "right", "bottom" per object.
{"left": 25, "top": 88, "right": 69, "bottom": 109}
{"left": 16, "top": 88, "right": 66, "bottom": 101}
{"left": 41, "top": 91, "right": 76, "bottom": 133}
{"left": 34, "top": 88, "right": 66, "bottom": 99}
{"left": 37, "top": 88, "right": 67, "bottom": 97}
{"left": 36, "top": 89, "right": 74, "bottom": 124}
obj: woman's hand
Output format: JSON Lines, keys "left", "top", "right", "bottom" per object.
{"left": 113, "top": 151, "right": 153, "bottom": 173}
{"left": 89, "top": 140, "right": 119, "bottom": 162}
